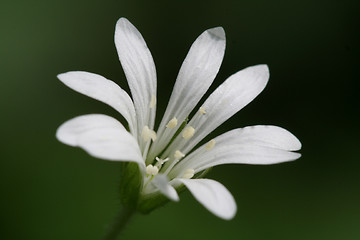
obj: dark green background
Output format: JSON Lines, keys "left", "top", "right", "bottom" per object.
{"left": 1, "top": 0, "right": 359, "bottom": 239}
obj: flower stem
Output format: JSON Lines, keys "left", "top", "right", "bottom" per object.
{"left": 103, "top": 207, "right": 135, "bottom": 240}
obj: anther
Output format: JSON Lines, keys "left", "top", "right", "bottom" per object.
{"left": 174, "top": 150, "right": 185, "bottom": 159}
{"left": 182, "top": 169, "right": 195, "bottom": 179}
{"left": 146, "top": 164, "right": 159, "bottom": 176}
{"left": 205, "top": 139, "right": 216, "bottom": 150}
{"left": 142, "top": 126, "right": 157, "bottom": 142}
{"left": 199, "top": 107, "right": 206, "bottom": 115}
{"left": 182, "top": 126, "right": 195, "bottom": 139}
{"left": 149, "top": 94, "right": 156, "bottom": 108}
{"left": 166, "top": 117, "right": 178, "bottom": 129}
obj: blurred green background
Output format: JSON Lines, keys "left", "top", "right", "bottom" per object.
{"left": 1, "top": 0, "right": 359, "bottom": 239}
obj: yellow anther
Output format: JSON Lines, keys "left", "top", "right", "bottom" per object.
{"left": 205, "top": 139, "right": 216, "bottom": 150}
{"left": 142, "top": 126, "right": 157, "bottom": 142}
{"left": 174, "top": 150, "right": 185, "bottom": 159}
{"left": 182, "top": 126, "right": 195, "bottom": 139}
{"left": 199, "top": 107, "right": 206, "bottom": 115}
{"left": 182, "top": 169, "right": 195, "bottom": 179}
{"left": 146, "top": 164, "right": 159, "bottom": 176}
{"left": 166, "top": 117, "right": 178, "bottom": 129}
{"left": 149, "top": 94, "right": 156, "bottom": 108}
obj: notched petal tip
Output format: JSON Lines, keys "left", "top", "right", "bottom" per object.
{"left": 206, "top": 26, "right": 225, "bottom": 41}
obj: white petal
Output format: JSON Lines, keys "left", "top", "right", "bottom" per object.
{"left": 208, "top": 125, "right": 302, "bottom": 151}
{"left": 56, "top": 114, "right": 124, "bottom": 146}
{"left": 57, "top": 71, "right": 136, "bottom": 134}
{"left": 193, "top": 145, "right": 300, "bottom": 172}
{"left": 172, "top": 125, "right": 301, "bottom": 175}
{"left": 115, "top": 18, "right": 157, "bottom": 146}
{"left": 175, "top": 179, "right": 236, "bottom": 220}
{"left": 151, "top": 174, "right": 179, "bottom": 201}
{"left": 148, "top": 27, "right": 226, "bottom": 160}
{"left": 163, "top": 64, "right": 270, "bottom": 158}
{"left": 56, "top": 114, "right": 143, "bottom": 165}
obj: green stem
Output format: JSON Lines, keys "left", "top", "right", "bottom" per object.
{"left": 103, "top": 207, "right": 135, "bottom": 240}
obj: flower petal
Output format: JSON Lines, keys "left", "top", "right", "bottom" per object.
{"left": 151, "top": 174, "right": 179, "bottom": 201}
{"left": 115, "top": 18, "right": 157, "bottom": 146}
{"left": 148, "top": 27, "right": 226, "bottom": 161}
{"left": 171, "top": 125, "right": 301, "bottom": 176}
{"left": 57, "top": 71, "right": 136, "bottom": 135}
{"left": 208, "top": 125, "right": 302, "bottom": 151}
{"left": 193, "top": 145, "right": 300, "bottom": 173}
{"left": 56, "top": 114, "right": 143, "bottom": 165}
{"left": 175, "top": 178, "right": 236, "bottom": 220}
{"left": 163, "top": 64, "right": 270, "bottom": 158}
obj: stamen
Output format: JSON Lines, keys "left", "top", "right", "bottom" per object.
{"left": 166, "top": 117, "right": 178, "bottom": 129}
{"left": 163, "top": 152, "right": 184, "bottom": 176}
{"left": 205, "top": 139, "right": 216, "bottom": 150}
{"left": 199, "top": 107, "right": 206, "bottom": 115}
{"left": 149, "top": 94, "right": 156, "bottom": 108}
{"left": 142, "top": 126, "right": 157, "bottom": 142}
{"left": 174, "top": 150, "right": 185, "bottom": 159}
{"left": 182, "top": 126, "right": 195, "bottom": 139}
{"left": 146, "top": 164, "right": 159, "bottom": 176}
{"left": 182, "top": 169, "right": 195, "bottom": 179}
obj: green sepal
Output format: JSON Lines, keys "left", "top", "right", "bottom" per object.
{"left": 137, "top": 192, "right": 171, "bottom": 214}
{"left": 137, "top": 184, "right": 187, "bottom": 214}
{"left": 119, "top": 162, "right": 143, "bottom": 209}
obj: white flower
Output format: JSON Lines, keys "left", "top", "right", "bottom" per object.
{"left": 56, "top": 18, "right": 301, "bottom": 220}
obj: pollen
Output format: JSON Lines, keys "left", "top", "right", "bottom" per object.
{"left": 142, "top": 126, "right": 157, "bottom": 142}
{"left": 149, "top": 94, "right": 156, "bottom": 108}
{"left": 166, "top": 117, "right": 178, "bottom": 129}
{"left": 146, "top": 164, "right": 159, "bottom": 176}
{"left": 205, "top": 139, "right": 216, "bottom": 150}
{"left": 182, "top": 169, "right": 195, "bottom": 179}
{"left": 199, "top": 107, "right": 206, "bottom": 115}
{"left": 182, "top": 126, "right": 195, "bottom": 139}
{"left": 174, "top": 150, "right": 185, "bottom": 159}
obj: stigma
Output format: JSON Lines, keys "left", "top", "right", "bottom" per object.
{"left": 155, "top": 157, "right": 169, "bottom": 168}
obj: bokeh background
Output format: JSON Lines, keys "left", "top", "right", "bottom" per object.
{"left": 1, "top": 0, "right": 359, "bottom": 239}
